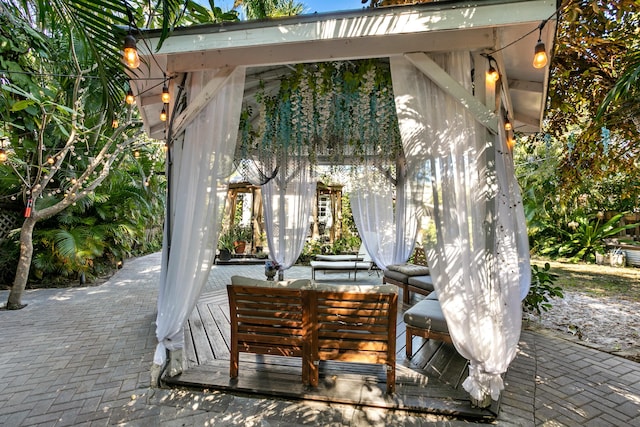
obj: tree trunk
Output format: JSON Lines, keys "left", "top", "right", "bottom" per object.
{"left": 6, "top": 217, "right": 37, "bottom": 310}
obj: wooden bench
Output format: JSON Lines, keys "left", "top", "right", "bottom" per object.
{"left": 227, "top": 276, "right": 398, "bottom": 393}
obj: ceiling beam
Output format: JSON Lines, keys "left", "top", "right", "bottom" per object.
{"left": 171, "top": 67, "right": 236, "bottom": 138}
{"left": 513, "top": 111, "right": 540, "bottom": 129}
{"left": 404, "top": 52, "right": 498, "bottom": 134}
{"left": 508, "top": 79, "right": 544, "bottom": 93}
{"left": 165, "top": 29, "right": 496, "bottom": 72}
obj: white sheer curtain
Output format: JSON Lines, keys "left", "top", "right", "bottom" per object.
{"left": 391, "top": 53, "right": 530, "bottom": 404}
{"left": 350, "top": 162, "right": 418, "bottom": 270}
{"left": 263, "top": 155, "right": 316, "bottom": 272}
{"left": 152, "top": 67, "right": 246, "bottom": 380}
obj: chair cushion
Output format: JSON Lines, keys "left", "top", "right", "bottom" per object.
{"left": 387, "top": 264, "right": 430, "bottom": 276}
{"left": 310, "top": 261, "right": 370, "bottom": 270}
{"left": 383, "top": 269, "right": 409, "bottom": 284}
{"left": 312, "top": 283, "right": 397, "bottom": 294}
{"left": 403, "top": 300, "right": 449, "bottom": 333}
{"left": 230, "top": 275, "right": 311, "bottom": 289}
{"left": 407, "top": 275, "right": 434, "bottom": 292}
{"left": 315, "top": 254, "right": 362, "bottom": 262}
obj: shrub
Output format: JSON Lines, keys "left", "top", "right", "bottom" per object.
{"left": 524, "top": 262, "right": 564, "bottom": 314}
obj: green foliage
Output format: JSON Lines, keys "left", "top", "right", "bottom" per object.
{"left": 524, "top": 263, "right": 564, "bottom": 315}
{"left": 231, "top": 224, "right": 253, "bottom": 242}
{"left": 233, "top": 0, "right": 304, "bottom": 19}
{"left": 538, "top": 211, "right": 638, "bottom": 262}
{"left": 239, "top": 60, "right": 403, "bottom": 168}
{"left": 0, "top": 237, "right": 20, "bottom": 286}
{"left": 28, "top": 157, "right": 166, "bottom": 284}
{"left": 218, "top": 229, "right": 236, "bottom": 251}
{"left": 547, "top": 1, "right": 640, "bottom": 190}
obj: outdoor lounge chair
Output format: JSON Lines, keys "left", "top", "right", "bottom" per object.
{"left": 383, "top": 264, "right": 433, "bottom": 303}
{"left": 403, "top": 292, "right": 452, "bottom": 359}
{"left": 310, "top": 260, "right": 373, "bottom": 280}
{"left": 310, "top": 243, "right": 375, "bottom": 281}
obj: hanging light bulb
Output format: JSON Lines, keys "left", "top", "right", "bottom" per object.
{"left": 123, "top": 34, "right": 140, "bottom": 69}
{"left": 504, "top": 117, "right": 512, "bottom": 131}
{"left": 507, "top": 132, "right": 516, "bottom": 150}
{"left": 47, "top": 156, "right": 55, "bottom": 165}
{"left": 532, "top": 39, "right": 548, "bottom": 69}
{"left": 125, "top": 88, "right": 135, "bottom": 105}
{"left": 486, "top": 65, "right": 499, "bottom": 83}
{"left": 112, "top": 119, "right": 119, "bottom": 128}
{"left": 532, "top": 22, "right": 549, "bottom": 69}
{"left": 134, "top": 150, "right": 140, "bottom": 159}
{"left": 161, "top": 83, "right": 170, "bottom": 104}
{"left": 0, "top": 148, "right": 7, "bottom": 163}
{"left": 160, "top": 105, "right": 167, "bottom": 122}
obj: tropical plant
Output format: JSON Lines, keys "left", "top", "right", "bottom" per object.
{"left": 540, "top": 211, "right": 639, "bottom": 262}
{"left": 524, "top": 262, "right": 563, "bottom": 314}
{"left": 0, "top": 14, "right": 150, "bottom": 308}
{"left": 218, "top": 229, "right": 236, "bottom": 251}
{"left": 233, "top": 0, "right": 304, "bottom": 19}
{"left": 231, "top": 224, "right": 253, "bottom": 242}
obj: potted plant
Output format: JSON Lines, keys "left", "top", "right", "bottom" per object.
{"left": 232, "top": 224, "right": 253, "bottom": 254}
{"left": 218, "top": 230, "right": 236, "bottom": 261}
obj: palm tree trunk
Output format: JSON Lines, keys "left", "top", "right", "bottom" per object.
{"left": 6, "top": 217, "right": 37, "bottom": 310}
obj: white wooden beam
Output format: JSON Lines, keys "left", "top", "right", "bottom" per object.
{"left": 151, "top": 1, "right": 556, "bottom": 56}
{"left": 165, "top": 29, "right": 496, "bottom": 73}
{"left": 404, "top": 52, "right": 498, "bottom": 134}
{"left": 508, "top": 79, "right": 544, "bottom": 93}
{"left": 171, "top": 67, "right": 235, "bottom": 138}
{"left": 513, "top": 111, "right": 540, "bottom": 128}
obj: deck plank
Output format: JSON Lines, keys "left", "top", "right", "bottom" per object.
{"left": 176, "top": 290, "right": 499, "bottom": 421}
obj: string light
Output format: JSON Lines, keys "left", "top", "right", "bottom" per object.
{"left": 134, "top": 150, "right": 140, "bottom": 159}
{"left": 161, "top": 80, "right": 170, "bottom": 104}
{"left": 0, "top": 148, "right": 7, "bottom": 163}
{"left": 47, "top": 156, "right": 55, "bottom": 165}
{"left": 125, "top": 88, "right": 135, "bottom": 105}
{"left": 504, "top": 117, "right": 512, "bottom": 131}
{"left": 160, "top": 105, "right": 168, "bottom": 122}
{"left": 485, "top": 56, "right": 499, "bottom": 83}
{"left": 532, "top": 38, "right": 548, "bottom": 69}
{"left": 112, "top": 119, "right": 119, "bottom": 128}
{"left": 507, "top": 132, "right": 516, "bottom": 150}
{"left": 123, "top": 34, "right": 140, "bottom": 69}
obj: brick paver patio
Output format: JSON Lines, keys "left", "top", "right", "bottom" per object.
{"left": 1, "top": 252, "right": 638, "bottom": 426}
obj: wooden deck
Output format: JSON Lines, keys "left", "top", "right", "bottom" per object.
{"left": 164, "top": 290, "right": 500, "bottom": 421}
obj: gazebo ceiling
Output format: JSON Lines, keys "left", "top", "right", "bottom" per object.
{"left": 131, "top": 0, "right": 558, "bottom": 141}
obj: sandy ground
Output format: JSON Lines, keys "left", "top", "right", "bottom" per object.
{"left": 525, "top": 290, "right": 640, "bottom": 362}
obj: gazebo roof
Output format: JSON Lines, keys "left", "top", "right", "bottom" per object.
{"left": 131, "top": 0, "right": 558, "bottom": 140}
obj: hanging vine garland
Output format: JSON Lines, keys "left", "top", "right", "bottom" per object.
{"left": 238, "top": 59, "right": 403, "bottom": 171}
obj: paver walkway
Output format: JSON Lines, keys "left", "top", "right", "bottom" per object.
{"left": 1, "top": 252, "right": 639, "bottom": 426}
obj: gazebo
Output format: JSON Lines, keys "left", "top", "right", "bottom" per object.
{"left": 129, "top": 0, "right": 557, "bottom": 416}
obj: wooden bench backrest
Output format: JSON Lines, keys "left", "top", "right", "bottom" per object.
{"left": 228, "top": 284, "right": 310, "bottom": 356}
{"left": 311, "top": 290, "right": 397, "bottom": 364}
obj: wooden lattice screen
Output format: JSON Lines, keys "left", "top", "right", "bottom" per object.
{"left": 0, "top": 210, "right": 21, "bottom": 240}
